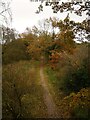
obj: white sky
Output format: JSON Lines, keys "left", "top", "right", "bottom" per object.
{"left": 10, "top": 0, "right": 87, "bottom": 33}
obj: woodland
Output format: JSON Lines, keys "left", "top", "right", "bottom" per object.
{"left": 1, "top": 0, "right": 90, "bottom": 119}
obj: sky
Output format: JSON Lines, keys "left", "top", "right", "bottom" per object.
{"left": 10, "top": 0, "right": 87, "bottom": 33}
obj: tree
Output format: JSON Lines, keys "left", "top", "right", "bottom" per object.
{"left": 31, "top": 0, "right": 90, "bottom": 42}
{"left": 0, "top": 0, "right": 12, "bottom": 44}
{"left": 2, "top": 39, "right": 29, "bottom": 64}
{"left": 1, "top": 26, "right": 16, "bottom": 44}
{"left": 0, "top": 0, "right": 12, "bottom": 25}
{"left": 35, "top": 0, "right": 90, "bottom": 16}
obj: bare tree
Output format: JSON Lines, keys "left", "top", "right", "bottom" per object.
{"left": 0, "top": 0, "right": 12, "bottom": 25}
{"left": 0, "top": 0, "right": 13, "bottom": 44}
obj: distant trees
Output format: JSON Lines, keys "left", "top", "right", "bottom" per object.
{"left": 2, "top": 15, "right": 89, "bottom": 64}
{"left": 17, "top": 16, "right": 89, "bottom": 63}
{"left": 1, "top": 26, "right": 16, "bottom": 44}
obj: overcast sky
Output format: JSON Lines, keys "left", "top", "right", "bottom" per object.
{"left": 10, "top": 0, "right": 87, "bottom": 33}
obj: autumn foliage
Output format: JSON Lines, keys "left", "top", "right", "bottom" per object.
{"left": 2, "top": 16, "right": 89, "bottom": 118}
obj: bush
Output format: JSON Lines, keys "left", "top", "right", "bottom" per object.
{"left": 63, "top": 58, "right": 89, "bottom": 94}
{"left": 59, "top": 88, "right": 90, "bottom": 118}
{"left": 2, "top": 39, "right": 30, "bottom": 64}
{"left": 50, "top": 43, "right": 89, "bottom": 94}
{"left": 2, "top": 61, "right": 35, "bottom": 118}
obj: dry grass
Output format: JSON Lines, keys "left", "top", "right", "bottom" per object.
{"left": 2, "top": 60, "right": 47, "bottom": 118}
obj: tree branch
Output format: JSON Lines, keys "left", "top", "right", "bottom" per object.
{"left": 0, "top": 8, "right": 10, "bottom": 15}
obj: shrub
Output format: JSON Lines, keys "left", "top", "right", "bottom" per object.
{"left": 2, "top": 39, "right": 30, "bottom": 64}
{"left": 59, "top": 88, "right": 90, "bottom": 118}
{"left": 63, "top": 58, "right": 89, "bottom": 94}
{"left": 52, "top": 43, "right": 89, "bottom": 94}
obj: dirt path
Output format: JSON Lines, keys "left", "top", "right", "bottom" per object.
{"left": 40, "top": 66, "right": 59, "bottom": 118}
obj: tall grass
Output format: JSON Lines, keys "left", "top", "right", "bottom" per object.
{"left": 2, "top": 61, "right": 46, "bottom": 118}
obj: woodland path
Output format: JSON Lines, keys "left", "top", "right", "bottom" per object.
{"left": 39, "top": 59, "right": 59, "bottom": 118}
